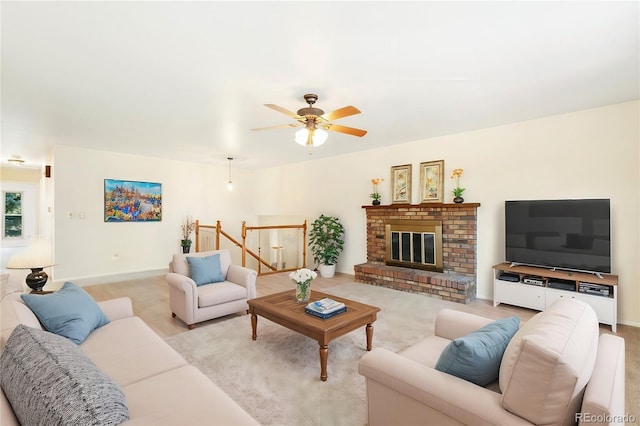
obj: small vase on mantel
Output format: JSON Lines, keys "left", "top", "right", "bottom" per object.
{"left": 372, "top": 199, "right": 381, "bottom": 206}
{"left": 453, "top": 196, "right": 464, "bottom": 204}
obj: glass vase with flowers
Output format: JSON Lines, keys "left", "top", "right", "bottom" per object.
{"left": 289, "top": 268, "right": 317, "bottom": 302}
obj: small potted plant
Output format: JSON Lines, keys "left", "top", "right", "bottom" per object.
{"left": 370, "top": 178, "right": 383, "bottom": 205}
{"left": 180, "top": 217, "right": 196, "bottom": 253}
{"left": 450, "top": 168, "right": 465, "bottom": 203}
{"left": 309, "top": 214, "right": 345, "bottom": 278}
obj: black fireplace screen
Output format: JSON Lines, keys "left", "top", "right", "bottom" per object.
{"left": 386, "top": 220, "right": 443, "bottom": 272}
{"left": 391, "top": 232, "right": 436, "bottom": 265}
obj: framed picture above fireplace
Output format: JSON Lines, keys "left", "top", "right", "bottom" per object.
{"left": 419, "top": 160, "right": 444, "bottom": 203}
{"left": 390, "top": 164, "right": 412, "bottom": 204}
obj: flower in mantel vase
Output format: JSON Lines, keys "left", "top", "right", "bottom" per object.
{"left": 450, "top": 168, "right": 465, "bottom": 203}
{"left": 289, "top": 268, "right": 317, "bottom": 302}
{"left": 370, "top": 178, "right": 384, "bottom": 205}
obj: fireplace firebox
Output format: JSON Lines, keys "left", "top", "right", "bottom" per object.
{"left": 385, "top": 220, "right": 443, "bottom": 272}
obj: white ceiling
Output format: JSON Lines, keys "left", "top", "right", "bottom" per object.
{"left": 2, "top": 1, "right": 638, "bottom": 170}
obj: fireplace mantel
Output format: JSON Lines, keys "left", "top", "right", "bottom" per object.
{"left": 361, "top": 202, "right": 481, "bottom": 210}
{"left": 355, "top": 202, "right": 480, "bottom": 303}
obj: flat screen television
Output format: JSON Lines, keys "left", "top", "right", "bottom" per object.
{"left": 505, "top": 199, "right": 611, "bottom": 274}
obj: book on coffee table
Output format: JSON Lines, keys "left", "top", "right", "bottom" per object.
{"left": 307, "top": 298, "right": 345, "bottom": 314}
{"left": 304, "top": 305, "right": 347, "bottom": 319}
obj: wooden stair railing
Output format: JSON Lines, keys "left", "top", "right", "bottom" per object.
{"left": 194, "top": 219, "right": 307, "bottom": 276}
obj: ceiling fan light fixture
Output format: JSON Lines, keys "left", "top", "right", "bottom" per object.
{"left": 254, "top": 93, "right": 366, "bottom": 150}
{"left": 294, "top": 128, "right": 328, "bottom": 147}
{"left": 312, "top": 129, "right": 328, "bottom": 147}
{"left": 294, "top": 128, "right": 308, "bottom": 146}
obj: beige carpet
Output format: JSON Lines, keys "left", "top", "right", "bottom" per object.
{"left": 165, "top": 282, "right": 462, "bottom": 426}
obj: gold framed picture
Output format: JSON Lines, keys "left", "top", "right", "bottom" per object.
{"left": 390, "top": 164, "right": 412, "bottom": 204}
{"left": 419, "top": 160, "right": 444, "bottom": 203}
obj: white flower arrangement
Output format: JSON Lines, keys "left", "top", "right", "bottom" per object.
{"left": 289, "top": 268, "right": 317, "bottom": 284}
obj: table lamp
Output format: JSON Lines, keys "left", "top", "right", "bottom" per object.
{"left": 6, "top": 239, "right": 54, "bottom": 292}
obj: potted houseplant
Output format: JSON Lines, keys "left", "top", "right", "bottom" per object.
{"left": 180, "top": 217, "right": 196, "bottom": 253}
{"left": 450, "top": 168, "right": 465, "bottom": 203}
{"left": 370, "top": 178, "right": 384, "bottom": 206}
{"left": 309, "top": 214, "right": 345, "bottom": 278}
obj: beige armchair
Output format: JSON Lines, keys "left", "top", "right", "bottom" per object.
{"left": 358, "top": 299, "right": 625, "bottom": 426}
{"left": 165, "top": 249, "right": 257, "bottom": 329}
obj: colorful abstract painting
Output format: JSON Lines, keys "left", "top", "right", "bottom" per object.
{"left": 104, "top": 179, "right": 162, "bottom": 222}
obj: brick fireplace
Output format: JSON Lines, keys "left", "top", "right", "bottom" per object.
{"left": 354, "top": 203, "right": 480, "bottom": 303}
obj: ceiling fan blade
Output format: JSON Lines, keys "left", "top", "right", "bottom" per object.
{"left": 264, "top": 104, "right": 302, "bottom": 119}
{"left": 251, "top": 123, "right": 300, "bottom": 131}
{"left": 324, "top": 123, "right": 367, "bottom": 137}
{"left": 320, "top": 105, "right": 361, "bottom": 122}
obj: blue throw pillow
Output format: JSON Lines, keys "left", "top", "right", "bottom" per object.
{"left": 187, "top": 254, "right": 225, "bottom": 286}
{"left": 435, "top": 316, "right": 520, "bottom": 386}
{"left": 20, "top": 282, "right": 110, "bottom": 345}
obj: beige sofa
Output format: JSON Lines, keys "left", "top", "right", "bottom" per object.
{"left": 165, "top": 249, "right": 257, "bottom": 329}
{"left": 0, "top": 287, "right": 259, "bottom": 425}
{"left": 358, "top": 299, "right": 625, "bottom": 426}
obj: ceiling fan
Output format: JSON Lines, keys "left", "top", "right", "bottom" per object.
{"left": 252, "top": 94, "right": 367, "bottom": 150}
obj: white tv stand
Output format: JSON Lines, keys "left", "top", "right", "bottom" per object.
{"left": 493, "top": 262, "right": 617, "bottom": 332}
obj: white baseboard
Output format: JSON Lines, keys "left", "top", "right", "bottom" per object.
{"left": 50, "top": 268, "right": 168, "bottom": 288}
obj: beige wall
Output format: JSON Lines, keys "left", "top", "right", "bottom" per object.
{"left": 254, "top": 101, "right": 640, "bottom": 327}
{"left": 52, "top": 146, "right": 257, "bottom": 283}
{"left": 26, "top": 101, "right": 639, "bottom": 326}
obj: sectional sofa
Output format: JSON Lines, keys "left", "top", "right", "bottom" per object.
{"left": 358, "top": 299, "right": 626, "bottom": 426}
{"left": 0, "top": 280, "right": 258, "bottom": 425}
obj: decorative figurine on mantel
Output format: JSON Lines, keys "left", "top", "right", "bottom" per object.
{"left": 370, "top": 178, "right": 384, "bottom": 205}
{"left": 180, "top": 217, "right": 196, "bottom": 253}
{"left": 451, "top": 168, "right": 465, "bottom": 203}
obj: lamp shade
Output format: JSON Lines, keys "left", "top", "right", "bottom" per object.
{"left": 6, "top": 239, "right": 54, "bottom": 270}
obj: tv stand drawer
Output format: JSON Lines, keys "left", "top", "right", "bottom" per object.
{"left": 494, "top": 280, "right": 545, "bottom": 310}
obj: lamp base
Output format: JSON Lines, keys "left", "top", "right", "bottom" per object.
{"left": 26, "top": 268, "right": 48, "bottom": 292}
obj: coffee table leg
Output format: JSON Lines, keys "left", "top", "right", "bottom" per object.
{"left": 251, "top": 313, "right": 257, "bottom": 340}
{"left": 319, "top": 344, "right": 328, "bottom": 382}
{"left": 366, "top": 323, "right": 374, "bottom": 351}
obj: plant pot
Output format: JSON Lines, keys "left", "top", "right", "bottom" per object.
{"left": 181, "top": 239, "right": 192, "bottom": 253}
{"left": 453, "top": 196, "right": 464, "bottom": 204}
{"left": 318, "top": 264, "right": 336, "bottom": 278}
{"left": 372, "top": 199, "right": 381, "bottom": 206}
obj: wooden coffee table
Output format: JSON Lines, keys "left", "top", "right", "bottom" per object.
{"left": 247, "top": 290, "right": 380, "bottom": 381}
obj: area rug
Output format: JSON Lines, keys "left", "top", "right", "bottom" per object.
{"left": 165, "top": 282, "right": 461, "bottom": 426}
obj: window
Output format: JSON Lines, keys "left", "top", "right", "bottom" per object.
{"left": 1, "top": 180, "right": 36, "bottom": 248}
{"left": 3, "top": 191, "right": 23, "bottom": 238}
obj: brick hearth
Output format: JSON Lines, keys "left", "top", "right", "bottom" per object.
{"left": 354, "top": 203, "right": 480, "bottom": 303}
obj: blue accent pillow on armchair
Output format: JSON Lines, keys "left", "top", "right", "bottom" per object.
{"left": 20, "top": 282, "right": 110, "bottom": 345}
{"left": 187, "top": 254, "right": 225, "bottom": 286}
{"left": 435, "top": 316, "right": 520, "bottom": 386}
